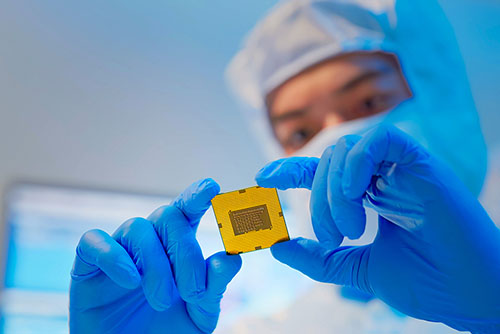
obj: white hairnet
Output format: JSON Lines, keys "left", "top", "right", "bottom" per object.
{"left": 226, "top": 0, "right": 487, "bottom": 196}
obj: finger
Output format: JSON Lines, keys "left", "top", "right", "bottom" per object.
{"left": 187, "top": 252, "right": 243, "bottom": 333}
{"left": 271, "top": 238, "right": 372, "bottom": 294}
{"left": 170, "top": 178, "right": 220, "bottom": 228}
{"left": 113, "top": 218, "right": 175, "bottom": 311}
{"left": 342, "top": 125, "right": 424, "bottom": 199}
{"left": 310, "top": 146, "right": 344, "bottom": 248}
{"left": 72, "top": 229, "right": 141, "bottom": 289}
{"left": 255, "top": 157, "right": 320, "bottom": 190}
{"left": 148, "top": 179, "right": 220, "bottom": 303}
{"left": 327, "top": 135, "right": 366, "bottom": 239}
{"left": 148, "top": 205, "right": 206, "bottom": 303}
{"left": 204, "top": 252, "right": 242, "bottom": 305}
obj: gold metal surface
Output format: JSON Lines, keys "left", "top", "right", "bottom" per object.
{"left": 211, "top": 186, "right": 289, "bottom": 254}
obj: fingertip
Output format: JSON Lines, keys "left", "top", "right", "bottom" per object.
{"left": 173, "top": 178, "right": 221, "bottom": 222}
{"left": 269, "top": 244, "right": 283, "bottom": 259}
{"left": 186, "top": 177, "right": 221, "bottom": 200}
{"left": 254, "top": 175, "right": 267, "bottom": 187}
{"left": 270, "top": 238, "right": 299, "bottom": 261}
{"left": 310, "top": 209, "right": 344, "bottom": 248}
{"left": 227, "top": 254, "right": 243, "bottom": 276}
{"left": 193, "top": 177, "right": 220, "bottom": 202}
{"left": 255, "top": 160, "right": 281, "bottom": 187}
{"left": 75, "top": 229, "right": 143, "bottom": 289}
{"left": 198, "top": 178, "right": 221, "bottom": 198}
{"left": 330, "top": 202, "right": 366, "bottom": 240}
{"left": 255, "top": 175, "right": 270, "bottom": 188}
{"left": 256, "top": 157, "right": 320, "bottom": 190}
{"left": 319, "top": 144, "right": 336, "bottom": 160}
{"left": 343, "top": 230, "right": 363, "bottom": 241}
{"left": 255, "top": 162, "right": 271, "bottom": 178}
{"left": 346, "top": 215, "right": 366, "bottom": 240}
{"left": 270, "top": 238, "right": 293, "bottom": 250}
{"left": 314, "top": 232, "right": 342, "bottom": 249}
{"left": 346, "top": 231, "right": 363, "bottom": 240}
{"left": 321, "top": 240, "right": 342, "bottom": 250}
{"left": 208, "top": 251, "right": 242, "bottom": 278}
{"left": 270, "top": 238, "right": 326, "bottom": 275}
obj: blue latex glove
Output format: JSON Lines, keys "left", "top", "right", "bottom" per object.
{"left": 69, "top": 179, "right": 242, "bottom": 334}
{"left": 256, "top": 125, "right": 500, "bottom": 334}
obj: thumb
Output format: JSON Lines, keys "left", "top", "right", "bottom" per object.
{"left": 271, "top": 238, "right": 372, "bottom": 294}
{"left": 203, "top": 252, "right": 242, "bottom": 303}
{"left": 186, "top": 252, "right": 242, "bottom": 333}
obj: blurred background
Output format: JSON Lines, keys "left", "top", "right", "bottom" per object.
{"left": 0, "top": 0, "right": 499, "bottom": 333}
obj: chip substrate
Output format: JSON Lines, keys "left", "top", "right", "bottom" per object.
{"left": 211, "top": 186, "right": 289, "bottom": 254}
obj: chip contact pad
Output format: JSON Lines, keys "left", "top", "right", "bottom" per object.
{"left": 211, "top": 186, "right": 289, "bottom": 254}
{"left": 229, "top": 204, "right": 272, "bottom": 236}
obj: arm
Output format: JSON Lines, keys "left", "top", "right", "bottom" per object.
{"left": 256, "top": 125, "right": 500, "bottom": 333}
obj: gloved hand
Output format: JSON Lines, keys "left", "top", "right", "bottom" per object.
{"left": 256, "top": 125, "right": 500, "bottom": 334}
{"left": 69, "top": 178, "right": 242, "bottom": 334}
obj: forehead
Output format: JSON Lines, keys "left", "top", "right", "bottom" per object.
{"left": 266, "top": 52, "right": 398, "bottom": 116}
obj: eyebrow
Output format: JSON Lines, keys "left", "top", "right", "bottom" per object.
{"left": 269, "top": 108, "right": 307, "bottom": 124}
{"left": 336, "top": 66, "right": 393, "bottom": 94}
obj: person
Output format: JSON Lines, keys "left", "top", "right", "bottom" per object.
{"left": 69, "top": 125, "right": 500, "bottom": 333}
{"left": 225, "top": 0, "right": 489, "bottom": 329}
{"left": 226, "top": 0, "right": 487, "bottom": 232}
{"left": 70, "top": 0, "right": 495, "bottom": 332}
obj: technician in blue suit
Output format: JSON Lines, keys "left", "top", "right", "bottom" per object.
{"left": 225, "top": 2, "right": 491, "bottom": 318}
{"left": 69, "top": 0, "right": 500, "bottom": 331}
{"left": 69, "top": 125, "right": 500, "bottom": 334}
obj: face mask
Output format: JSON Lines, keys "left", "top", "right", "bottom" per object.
{"left": 284, "top": 112, "right": 388, "bottom": 243}
{"left": 294, "top": 111, "right": 389, "bottom": 158}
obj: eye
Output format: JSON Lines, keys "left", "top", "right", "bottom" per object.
{"left": 360, "top": 95, "right": 387, "bottom": 115}
{"left": 287, "top": 129, "right": 311, "bottom": 149}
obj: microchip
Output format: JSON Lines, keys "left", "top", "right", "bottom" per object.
{"left": 211, "top": 186, "right": 289, "bottom": 254}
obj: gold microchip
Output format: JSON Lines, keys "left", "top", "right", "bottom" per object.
{"left": 211, "top": 186, "right": 289, "bottom": 254}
